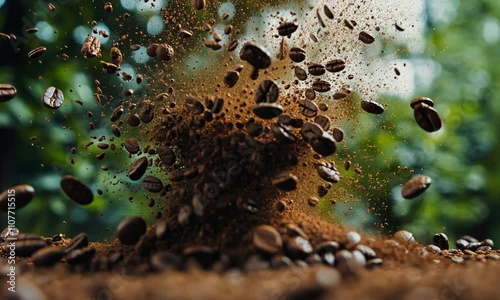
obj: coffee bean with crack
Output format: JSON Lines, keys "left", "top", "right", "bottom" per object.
{"left": 0, "top": 84, "right": 17, "bottom": 102}
{"left": 298, "top": 99, "right": 318, "bottom": 118}
{"left": 252, "top": 103, "right": 283, "bottom": 119}
{"left": 81, "top": 36, "right": 101, "bottom": 58}
{"left": 123, "top": 138, "right": 140, "bottom": 154}
{"left": 277, "top": 21, "right": 298, "bottom": 37}
{"left": 239, "top": 41, "right": 271, "bottom": 69}
{"left": 227, "top": 39, "right": 239, "bottom": 52}
{"left": 128, "top": 157, "right": 148, "bottom": 181}
{"left": 312, "top": 79, "right": 331, "bottom": 93}
{"left": 314, "top": 115, "right": 331, "bottom": 131}
{"left": 289, "top": 47, "right": 306, "bottom": 63}
{"left": 110, "top": 47, "right": 123, "bottom": 66}
{"left": 332, "top": 128, "right": 344, "bottom": 142}
{"left": 224, "top": 70, "right": 240, "bottom": 88}
{"left": 294, "top": 66, "right": 307, "bottom": 81}
{"left": 109, "top": 105, "right": 124, "bottom": 122}
{"left": 65, "top": 233, "right": 89, "bottom": 253}
{"left": 361, "top": 99, "right": 385, "bottom": 114}
{"left": 139, "top": 102, "right": 154, "bottom": 123}
{"left": 255, "top": 79, "right": 279, "bottom": 103}
{"left": 253, "top": 225, "right": 283, "bottom": 254}
{"left": 393, "top": 230, "right": 415, "bottom": 243}
{"left": 157, "top": 145, "right": 176, "bottom": 166}
{"left": 272, "top": 172, "right": 298, "bottom": 191}
{"left": 28, "top": 46, "right": 47, "bottom": 59}
{"left": 185, "top": 96, "right": 205, "bottom": 115}
{"left": 326, "top": 59, "right": 346, "bottom": 73}
{"left": 401, "top": 176, "right": 432, "bottom": 199}
{"left": 413, "top": 103, "right": 442, "bottom": 132}
{"left": 143, "top": 176, "right": 163, "bottom": 193}
{"left": 311, "top": 132, "right": 337, "bottom": 156}
{"left": 315, "top": 161, "right": 341, "bottom": 183}
{"left": 308, "top": 63, "right": 326, "bottom": 76}
{"left": 271, "top": 123, "right": 297, "bottom": 144}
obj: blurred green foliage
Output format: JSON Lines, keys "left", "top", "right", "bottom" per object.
{"left": 0, "top": 0, "right": 499, "bottom": 247}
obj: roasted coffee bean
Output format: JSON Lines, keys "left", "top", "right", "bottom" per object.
{"left": 139, "top": 102, "right": 154, "bottom": 123}
{"left": 110, "top": 47, "right": 123, "bottom": 66}
{"left": 212, "top": 31, "right": 223, "bottom": 43}
{"left": 425, "top": 244, "right": 441, "bottom": 253}
{"left": 323, "top": 5, "right": 334, "bottom": 19}
{"left": 111, "top": 125, "right": 121, "bottom": 137}
{"left": 294, "top": 66, "right": 308, "bottom": 81}
{"left": 366, "top": 258, "right": 384, "bottom": 269}
{"left": 246, "top": 120, "right": 263, "bottom": 137}
{"left": 298, "top": 99, "right": 318, "bottom": 118}
{"left": 308, "top": 63, "right": 326, "bottom": 76}
{"left": 157, "top": 145, "right": 176, "bottom": 166}
{"left": 361, "top": 99, "right": 385, "bottom": 114}
{"left": 332, "top": 127, "right": 344, "bottom": 142}
{"left": 345, "top": 231, "right": 361, "bottom": 249}
{"left": 0, "top": 184, "right": 35, "bottom": 211}
{"left": 272, "top": 172, "right": 298, "bottom": 191}
{"left": 192, "top": 0, "right": 206, "bottom": 10}
{"left": 110, "top": 105, "right": 124, "bottom": 122}
{"left": 255, "top": 80, "right": 279, "bottom": 103}
{"left": 239, "top": 41, "right": 271, "bottom": 69}
{"left": 146, "top": 43, "right": 159, "bottom": 57}
{"left": 359, "top": 31, "right": 375, "bottom": 44}
{"left": 317, "top": 185, "right": 328, "bottom": 197}
{"left": 42, "top": 86, "right": 64, "bottom": 109}
{"left": 156, "top": 43, "right": 174, "bottom": 61}
{"left": 123, "top": 138, "right": 140, "bottom": 154}
{"left": 355, "top": 245, "right": 376, "bottom": 259}
{"left": 401, "top": 175, "right": 432, "bottom": 199}
{"left": 456, "top": 239, "right": 469, "bottom": 250}
{"left": 204, "top": 39, "right": 222, "bottom": 50}
{"left": 344, "top": 19, "right": 357, "bottom": 29}
{"left": 413, "top": 103, "right": 442, "bottom": 132}
{"left": 466, "top": 242, "right": 482, "bottom": 251}
{"left": 101, "top": 61, "right": 118, "bottom": 74}
{"left": 65, "top": 233, "right": 89, "bottom": 253}
{"left": 315, "top": 161, "right": 341, "bottom": 183}
{"left": 143, "top": 176, "right": 163, "bottom": 193}
{"left": 394, "top": 230, "right": 415, "bottom": 243}
{"left": 308, "top": 197, "right": 319, "bottom": 207}
{"left": 289, "top": 47, "right": 306, "bottom": 63}
{"left": 185, "top": 96, "right": 205, "bottom": 115}
{"left": 314, "top": 115, "right": 331, "bottom": 131}
{"left": 227, "top": 39, "right": 239, "bottom": 52}
{"left": 60, "top": 175, "right": 93, "bottom": 205}
{"left": 433, "top": 233, "right": 449, "bottom": 250}
{"left": 104, "top": 2, "right": 113, "bottom": 12}
{"left": 252, "top": 103, "right": 283, "bottom": 119}
{"left": 481, "top": 239, "right": 494, "bottom": 248}
{"left": 277, "top": 22, "right": 298, "bottom": 37}
{"left": 81, "top": 36, "right": 101, "bottom": 58}
{"left": 128, "top": 157, "right": 148, "bottom": 181}
{"left": 344, "top": 160, "right": 351, "bottom": 171}
{"left": 26, "top": 27, "right": 39, "bottom": 34}
{"left": 271, "top": 123, "right": 297, "bottom": 144}
{"left": 117, "top": 216, "right": 147, "bottom": 245}
{"left": 248, "top": 67, "right": 259, "bottom": 80}
{"left": 326, "top": 59, "right": 346, "bottom": 73}
{"left": 14, "top": 239, "right": 47, "bottom": 257}
{"left": 224, "top": 24, "right": 233, "bottom": 35}
{"left": 286, "top": 236, "right": 313, "bottom": 259}
{"left": 28, "top": 46, "right": 46, "bottom": 59}
{"left": 66, "top": 246, "right": 96, "bottom": 265}
{"left": 211, "top": 98, "right": 224, "bottom": 114}
{"left": 0, "top": 84, "right": 17, "bottom": 102}
{"left": 461, "top": 235, "right": 479, "bottom": 243}
{"left": 300, "top": 122, "right": 324, "bottom": 143}
{"left": 312, "top": 79, "right": 331, "bottom": 92}
{"left": 410, "top": 97, "right": 434, "bottom": 109}
{"left": 126, "top": 114, "right": 141, "bottom": 127}
{"left": 224, "top": 70, "right": 240, "bottom": 88}
{"left": 253, "top": 225, "right": 283, "bottom": 254}
{"left": 271, "top": 255, "right": 293, "bottom": 269}
{"left": 395, "top": 22, "right": 405, "bottom": 31}
{"left": 31, "top": 247, "right": 65, "bottom": 267}
{"left": 310, "top": 132, "right": 337, "bottom": 156}
{"left": 305, "top": 88, "right": 316, "bottom": 100}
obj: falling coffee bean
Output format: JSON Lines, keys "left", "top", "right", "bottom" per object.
{"left": 308, "top": 63, "right": 326, "bottom": 76}
{"left": 117, "top": 216, "right": 147, "bottom": 245}
{"left": 277, "top": 22, "right": 298, "bottom": 37}
{"left": 156, "top": 43, "right": 174, "bottom": 61}
{"left": 81, "top": 36, "right": 101, "bottom": 58}
{"left": 326, "top": 59, "right": 346, "bottom": 73}
{"left": 294, "top": 66, "right": 308, "bottom": 81}
{"left": 323, "top": 5, "right": 334, "bottom": 19}
{"left": 110, "top": 105, "right": 124, "bottom": 122}
{"left": 127, "top": 157, "right": 148, "bottom": 181}
{"left": 359, "top": 31, "right": 375, "bottom": 44}
{"left": 433, "top": 233, "right": 449, "bottom": 250}
{"left": 126, "top": 114, "right": 141, "bottom": 127}
{"left": 28, "top": 46, "right": 47, "bottom": 59}
{"left": 239, "top": 41, "right": 271, "bottom": 69}
{"left": 0, "top": 184, "right": 35, "bottom": 211}
{"left": 185, "top": 96, "right": 205, "bottom": 115}
{"left": 123, "top": 138, "right": 140, "bottom": 154}
{"left": 224, "top": 70, "right": 240, "bottom": 88}
{"left": 289, "top": 47, "right": 306, "bottom": 63}
{"left": 401, "top": 175, "right": 432, "bottom": 199}
{"left": 252, "top": 103, "right": 283, "bottom": 119}
{"left": 255, "top": 80, "right": 279, "bottom": 103}
{"left": 361, "top": 99, "right": 385, "bottom": 114}
{"left": 314, "top": 115, "right": 331, "bottom": 131}
{"left": 143, "top": 176, "right": 163, "bottom": 193}
{"left": 42, "top": 86, "right": 64, "bottom": 109}
{"left": 298, "top": 99, "right": 318, "bottom": 118}
{"left": 410, "top": 97, "right": 434, "bottom": 109}
{"left": 192, "top": 0, "right": 206, "bottom": 10}
{"left": 332, "top": 127, "right": 344, "bottom": 142}
{"left": 0, "top": 84, "right": 17, "bottom": 102}
{"left": 157, "top": 145, "right": 176, "bottom": 166}
{"left": 413, "top": 103, "right": 442, "bottom": 132}
{"left": 253, "top": 225, "right": 283, "bottom": 254}
{"left": 139, "top": 102, "right": 154, "bottom": 123}
{"left": 312, "top": 80, "right": 331, "bottom": 93}
{"left": 60, "top": 175, "right": 93, "bottom": 205}
{"left": 315, "top": 161, "right": 341, "bottom": 183}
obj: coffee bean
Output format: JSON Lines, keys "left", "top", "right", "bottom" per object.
{"left": 308, "top": 63, "right": 326, "bottom": 76}
{"left": 315, "top": 161, "right": 341, "bottom": 183}
{"left": 344, "top": 19, "right": 356, "bottom": 29}
{"left": 28, "top": 46, "right": 47, "bottom": 59}
{"left": 42, "top": 86, "right": 64, "bottom": 109}
{"left": 185, "top": 96, "right": 205, "bottom": 115}
{"left": 394, "top": 230, "right": 415, "bottom": 243}
{"left": 255, "top": 80, "right": 279, "bottom": 103}
{"left": 395, "top": 22, "right": 405, "bottom": 31}
{"left": 305, "top": 88, "right": 316, "bottom": 100}
{"left": 227, "top": 39, "right": 239, "bottom": 52}
{"left": 117, "top": 216, "right": 147, "bottom": 245}
{"left": 224, "top": 24, "right": 233, "bottom": 35}
{"left": 401, "top": 175, "right": 432, "bottom": 199}
{"left": 271, "top": 123, "right": 297, "bottom": 144}
{"left": 128, "top": 157, "right": 148, "bottom": 181}
{"left": 361, "top": 99, "right": 385, "bottom": 114}
{"left": 477, "top": 246, "right": 492, "bottom": 252}
{"left": 111, "top": 124, "right": 121, "bottom": 137}
{"left": 156, "top": 43, "right": 174, "bottom": 61}
{"left": 81, "top": 36, "right": 101, "bottom": 58}
{"left": 294, "top": 66, "right": 308, "bottom": 81}
{"left": 326, "top": 59, "right": 346, "bottom": 73}
{"left": 456, "top": 239, "right": 469, "bottom": 250}
{"left": 298, "top": 99, "right": 318, "bottom": 118}
{"left": 211, "top": 97, "right": 224, "bottom": 114}
{"left": 60, "top": 175, "right": 93, "bottom": 205}
{"left": 213, "top": 31, "right": 222, "bottom": 43}
{"left": 272, "top": 172, "right": 298, "bottom": 191}
{"left": 300, "top": 122, "right": 324, "bottom": 143}
{"left": 270, "top": 255, "right": 293, "bottom": 269}
{"left": 110, "top": 47, "right": 123, "bottom": 66}
{"left": 308, "top": 197, "right": 319, "bottom": 207}
{"left": 286, "top": 236, "right": 313, "bottom": 259}
{"left": 359, "top": 31, "right": 375, "bottom": 44}
{"left": 26, "top": 27, "right": 39, "bottom": 34}
{"left": 126, "top": 114, "right": 141, "bottom": 127}
{"left": 345, "top": 231, "right": 361, "bottom": 249}
{"left": 252, "top": 103, "right": 283, "bottom": 119}
{"left": 101, "top": 61, "right": 118, "bottom": 74}
{"left": 289, "top": 47, "right": 306, "bottom": 63}
{"left": 204, "top": 39, "right": 222, "bottom": 50}
{"left": 314, "top": 115, "right": 330, "bottom": 131}
{"left": 277, "top": 22, "right": 298, "bottom": 37}
{"left": 192, "top": 0, "right": 206, "bottom": 10}
{"left": 322, "top": 4, "right": 334, "bottom": 19}
{"left": 0, "top": 184, "right": 35, "bottom": 211}
{"left": 413, "top": 103, "right": 442, "bottom": 132}
{"left": 344, "top": 160, "right": 351, "bottom": 171}
{"left": 253, "top": 225, "right": 283, "bottom": 254}
{"left": 0, "top": 84, "right": 17, "bottom": 102}
{"left": 481, "top": 239, "right": 494, "bottom": 248}
{"left": 139, "top": 102, "right": 154, "bottom": 123}
{"left": 143, "top": 176, "right": 163, "bottom": 193}
{"left": 147, "top": 43, "right": 159, "bottom": 57}
{"left": 239, "top": 41, "right": 271, "bottom": 69}
{"left": 310, "top": 132, "right": 337, "bottom": 156}
{"left": 123, "top": 138, "right": 140, "bottom": 154}
{"left": 460, "top": 235, "right": 479, "bottom": 243}
{"left": 110, "top": 105, "right": 124, "bottom": 122}
{"left": 104, "top": 2, "right": 113, "bottom": 12}
{"left": 433, "top": 233, "right": 449, "bottom": 250}
{"left": 224, "top": 70, "right": 240, "bottom": 88}
{"left": 355, "top": 244, "right": 376, "bottom": 259}
{"left": 276, "top": 200, "right": 287, "bottom": 213}
{"left": 65, "top": 233, "right": 89, "bottom": 253}
{"left": 410, "top": 97, "right": 434, "bottom": 109}
{"left": 157, "top": 145, "right": 176, "bottom": 166}
{"left": 14, "top": 239, "right": 47, "bottom": 257}
{"left": 465, "top": 242, "right": 482, "bottom": 251}
{"left": 312, "top": 79, "right": 331, "bottom": 93}
{"left": 31, "top": 247, "right": 65, "bottom": 267}
{"left": 332, "top": 127, "right": 344, "bottom": 142}
{"left": 66, "top": 246, "right": 96, "bottom": 265}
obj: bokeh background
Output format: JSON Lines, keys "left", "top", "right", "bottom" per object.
{"left": 0, "top": 0, "right": 499, "bottom": 246}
